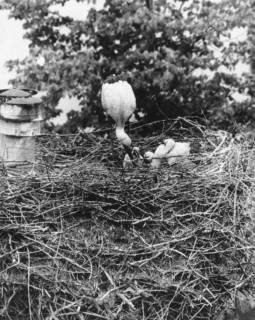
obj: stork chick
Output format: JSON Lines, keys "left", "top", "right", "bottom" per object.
{"left": 164, "top": 139, "right": 191, "bottom": 166}
{"left": 144, "top": 139, "right": 176, "bottom": 169}
{"left": 101, "top": 75, "right": 136, "bottom": 157}
{"left": 144, "top": 145, "right": 165, "bottom": 169}
{"left": 144, "top": 151, "right": 155, "bottom": 165}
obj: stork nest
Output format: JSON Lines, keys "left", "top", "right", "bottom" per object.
{"left": 0, "top": 118, "right": 255, "bottom": 320}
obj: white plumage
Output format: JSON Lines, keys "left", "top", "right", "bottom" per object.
{"left": 151, "top": 144, "right": 168, "bottom": 168}
{"left": 144, "top": 145, "right": 166, "bottom": 169}
{"left": 144, "top": 151, "right": 154, "bottom": 162}
{"left": 144, "top": 139, "right": 175, "bottom": 169}
{"left": 144, "top": 138, "right": 191, "bottom": 169}
{"left": 101, "top": 79, "right": 136, "bottom": 147}
{"left": 162, "top": 138, "right": 176, "bottom": 154}
{"left": 164, "top": 139, "right": 191, "bottom": 166}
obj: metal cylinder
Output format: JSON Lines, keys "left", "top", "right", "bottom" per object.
{"left": 0, "top": 89, "right": 44, "bottom": 166}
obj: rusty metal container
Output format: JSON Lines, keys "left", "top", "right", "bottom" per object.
{"left": 0, "top": 135, "right": 36, "bottom": 164}
{"left": 0, "top": 90, "right": 44, "bottom": 166}
{"left": 0, "top": 97, "right": 44, "bottom": 123}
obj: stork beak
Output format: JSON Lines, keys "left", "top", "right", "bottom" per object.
{"left": 132, "top": 148, "right": 140, "bottom": 159}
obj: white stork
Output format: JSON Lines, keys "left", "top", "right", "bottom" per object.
{"left": 101, "top": 75, "right": 136, "bottom": 158}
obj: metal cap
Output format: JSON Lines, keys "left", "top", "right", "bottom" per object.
{"left": 6, "top": 97, "right": 42, "bottom": 105}
{"left": 0, "top": 88, "right": 37, "bottom": 98}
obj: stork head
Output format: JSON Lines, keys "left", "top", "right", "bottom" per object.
{"left": 144, "top": 151, "right": 154, "bottom": 162}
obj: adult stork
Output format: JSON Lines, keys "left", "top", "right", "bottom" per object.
{"left": 101, "top": 75, "right": 136, "bottom": 159}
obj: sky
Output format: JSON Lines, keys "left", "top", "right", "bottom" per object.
{"left": 0, "top": 1, "right": 105, "bottom": 87}
{"left": 0, "top": 10, "right": 29, "bottom": 88}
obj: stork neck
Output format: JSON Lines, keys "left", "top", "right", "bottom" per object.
{"left": 116, "top": 126, "right": 125, "bottom": 135}
{"left": 115, "top": 126, "right": 131, "bottom": 146}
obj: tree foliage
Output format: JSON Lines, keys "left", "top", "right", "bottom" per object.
{"left": 2, "top": 0, "right": 255, "bottom": 132}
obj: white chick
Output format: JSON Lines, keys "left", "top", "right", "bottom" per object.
{"left": 164, "top": 139, "right": 190, "bottom": 166}
{"left": 144, "top": 151, "right": 154, "bottom": 162}
{"left": 144, "top": 144, "right": 166, "bottom": 169}
{"left": 163, "top": 138, "right": 176, "bottom": 153}
{"left": 144, "top": 139, "right": 175, "bottom": 169}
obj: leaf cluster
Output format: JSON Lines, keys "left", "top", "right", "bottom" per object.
{"left": 2, "top": 0, "right": 255, "bottom": 132}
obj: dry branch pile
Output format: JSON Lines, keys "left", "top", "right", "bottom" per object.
{"left": 0, "top": 119, "right": 255, "bottom": 320}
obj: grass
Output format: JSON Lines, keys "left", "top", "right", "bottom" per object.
{"left": 0, "top": 119, "right": 255, "bottom": 320}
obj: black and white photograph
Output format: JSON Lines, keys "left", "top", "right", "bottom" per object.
{"left": 0, "top": 0, "right": 255, "bottom": 319}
